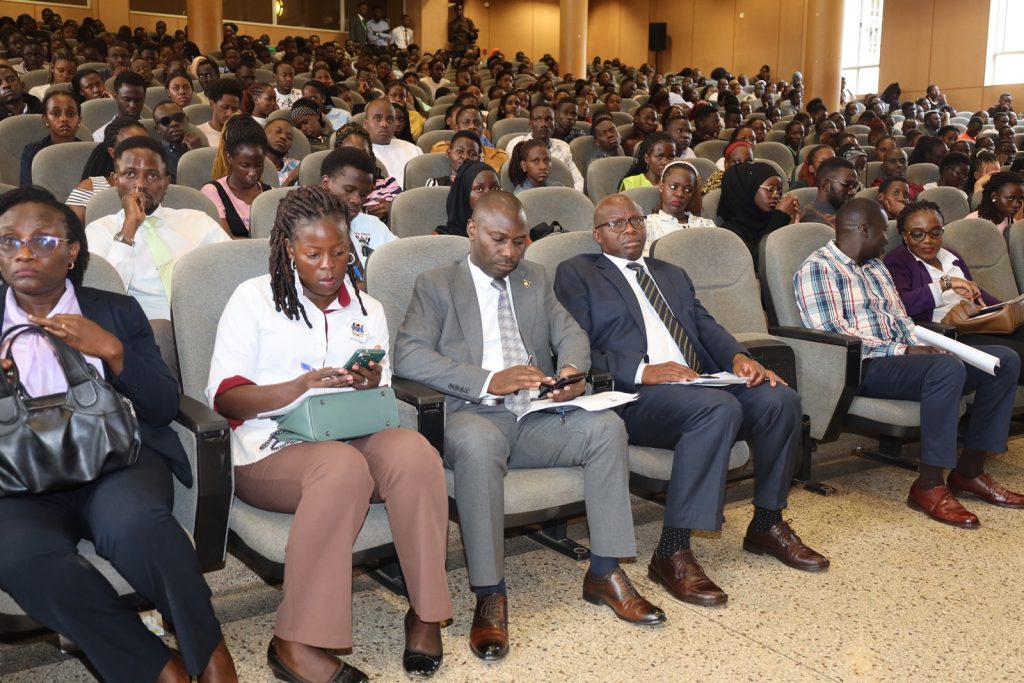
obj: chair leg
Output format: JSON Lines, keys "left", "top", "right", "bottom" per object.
{"left": 792, "top": 416, "right": 836, "bottom": 496}
{"left": 367, "top": 559, "right": 409, "bottom": 597}
{"left": 526, "top": 520, "right": 591, "bottom": 561}
{"left": 854, "top": 437, "right": 918, "bottom": 471}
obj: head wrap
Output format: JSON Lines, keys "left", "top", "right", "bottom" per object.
{"left": 718, "top": 161, "right": 790, "bottom": 256}
{"left": 435, "top": 160, "right": 495, "bottom": 236}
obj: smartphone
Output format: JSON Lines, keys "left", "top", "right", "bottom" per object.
{"left": 343, "top": 348, "right": 386, "bottom": 371}
{"left": 537, "top": 372, "right": 587, "bottom": 398}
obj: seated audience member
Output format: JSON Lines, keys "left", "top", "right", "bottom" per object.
{"left": 783, "top": 120, "right": 806, "bottom": 163}
{"left": 386, "top": 81, "right": 425, "bottom": 139}
{"left": 202, "top": 114, "right": 270, "bottom": 238}
{"left": 621, "top": 103, "right": 660, "bottom": 156}
{"left": 20, "top": 91, "right": 82, "bottom": 186}
{"left": 966, "top": 171, "right": 1024, "bottom": 234}
{"left": 688, "top": 102, "right": 721, "bottom": 148}
{"left": 85, "top": 136, "right": 230, "bottom": 375}
{"left": 289, "top": 97, "right": 331, "bottom": 151}
{"left": 67, "top": 117, "right": 149, "bottom": 224}
{"left": 908, "top": 136, "right": 948, "bottom": 167}
{"left": 872, "top": 148, "right": 924, "bottom": 199}
{"left": 272, "top": 60, "right": 302, "bottom": 108}
{"left": 664, "top": 114, "right": 696, "bottom": 159}
{"left": 936, "top": 125, "right": 960, "bottom": 149}
{"left": 396, "top": 190, "right": 665, "bottom": 662}
{"left": 435, "top": 159, "right": 501, "bottom": 236}
{"left": 70, "top": 68, "right": 111, "bottom": 104}
{"left": 320, "top": 146, "right": 399, "bottom": 273}
{"left": 91, "top": 70, "right": 146, "bottom": 141}
{"left": 719, "top": 160, "right": 799, "bottom": 261}
{"left": 959, "top": 116, "right": 984, "bottom": 142}
{"left": 970, "top": 149, "right": 1001, "bottom": 193}
{"left": 801, "top": 157, "right": 860, "bottom": 227}
{"left": 922, "top": 151, "right": 970, "bottom": 191}
{"left": 27, "top": 53, "right": 77, "bottom": 101}
{"left": 874, "top": 134, "right": 897, "bottom": 162}
{"left": 619, "top": 132, "right": 676, "bottom": 190}
{"left": 883, "top": 200, "right": 1024, "bottom": 382}
{"left": 878, "top": 175, "right": 910, "bottom": 220}
{"left": 431, "top": 104, "right": 508, "bottom": 172}
{"left": 426, "top": 130, "right": 481, "bottom": 187}
{"left": 335, "top": 122, "right": 401, "bottom": 221}
{"left": 555, "top": 193, "right": 827, "bottom": 607}
{"left": 701, "top": 139, "right": 753, "bottom": 195}
{"left": 814, "top": 119, "right": 839, "bottom": 149}
{"left": 996, "top": 139, "right": 1018, "bottom": 167}
{"left": 796, "top": 198, "right": 1022, "bottom": 527}
{"left": 509, "top": 138, "right": 559, "bottom": 194}
{"left": 507, "top": 103, "right": 585, "bottom": 192}
{"left": 0, "top": 186, "right": 239, "bottom": 683}
{"left": 643, "top": 160, "right": 716, "bottom": 255}
{"left": 303, "top": 78, "right": 350, "bottom": 132}
{"left": 837, "top": 143, "right": 869, "bottom": 180}
{"left": 264, "top": 117, "right": 300, "bottom": 187}
{"left": 248, "top": 83, "right": 278, "bottom": 125}
{"left": 581, "top": 114, "right": 624, "bottom": 171}
{"left": 0, "top": 64, "right": 42, "bottom": 121}
{"left": 193, "top": 59, "right": 219, "bottom": 105}
{"left": 164, "top": 70, "right": 196, "bottom": 108}
{"left": 791, "top": 144, "right": 835, "bottom": 190}
{"left": 553, "top": 97, "right": 584, "bottom": 143}
{"left": 198, "top": 78, "right": 243, "bottom": 148}
{"left": 152, "top": 100, "right": 207, "bottom": 183}
{"left": 419, "top": 58, "right": 449, "bottom": 98}
{"left": 364, "top": 97, "right": 422, "bottom": 189}
{"left": 208, "top": 186, "right": 451, "bottom": 682}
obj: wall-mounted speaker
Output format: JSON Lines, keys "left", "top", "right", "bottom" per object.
{"left": 649, "top": 23, "right": 667, "bottom": 52}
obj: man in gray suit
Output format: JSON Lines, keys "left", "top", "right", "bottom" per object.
{"left": 347, "top": 1, "right": 369, "bottom": 46}
{"left": 395, "top": 192, "right": 665, "bottom": 663}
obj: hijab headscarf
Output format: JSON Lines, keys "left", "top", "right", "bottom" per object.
{"left": 718, "top": 161, "right": 790, "bottom": 258}
{"left": 435, "top": 160, "right": 494, "bottom": 236}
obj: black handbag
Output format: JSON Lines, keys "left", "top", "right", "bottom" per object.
{"left": 0, "top": 324, "right": 142, "bottom": 496}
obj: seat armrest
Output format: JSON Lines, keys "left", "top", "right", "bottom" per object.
{"left": 171, "top": 395, "right": 232, "bottom": 572}
{"left": 916, "top": 321, "right": 958, "bottom": 338}
{"left": 587, "top": 367, "right": 614, "bottom": 394}
{"left": 768, "top": 325, "right": 862, "bottom": 348}
{"left": 392, "top": 377, "right": 446, "bottom": 455}
{"left": 741, "top": 337, "right": 797, "bottom": 389}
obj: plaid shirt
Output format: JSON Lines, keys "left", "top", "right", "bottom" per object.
{"left": 794, "top": 240, "right": 917, "bottom": 358}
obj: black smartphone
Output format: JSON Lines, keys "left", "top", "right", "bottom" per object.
{"left": 343, "top": 348, "right": 386, "bottom": 371}
{"left": 537, "top": 372, "right": 587, "bottom": 398}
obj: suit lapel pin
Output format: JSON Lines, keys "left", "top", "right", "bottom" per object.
{"left": 522, "top": 279, "right": 531, "bottom": 288}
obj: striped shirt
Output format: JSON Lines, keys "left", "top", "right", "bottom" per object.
{"left": 794, "top": 240, "right": 916, "bottom": 358}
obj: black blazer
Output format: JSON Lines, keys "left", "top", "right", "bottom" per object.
{"left": 554, "top": 253, "right": 747, "bottom": 392}
{"left": 0, "top": 285, "right": 190, "bottom": 487}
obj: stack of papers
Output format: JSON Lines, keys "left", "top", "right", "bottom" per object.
{"left": 518, "top": 391, "right": 640, "bottom": 421}
{"left": 670, "top": 371, "right": 748, "bottom": 386}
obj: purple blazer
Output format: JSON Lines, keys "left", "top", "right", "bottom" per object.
{"left": 883, "top": 244, "right": 1000, "bottom": 322}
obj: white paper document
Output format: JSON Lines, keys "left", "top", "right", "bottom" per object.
{"left": 517, "top": 391, "right": 640, "bottom": 421}
{"left": 669, "top": 371, "right": 749, "bottom": 386}
{"left": 912, "top": 326, "right": 1000, "bottom": 375}
{"left": 256, "top": 387, "right": 352, "bottom": 419}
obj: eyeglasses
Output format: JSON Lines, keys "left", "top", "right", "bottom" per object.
{"left": 758, "top": 184, "right": 783, "bottom": 198}
{"left": 156, "top": 112, "right": 186, "bottom": 126}
{"left": 904, "top": 228, "right": 944, "bottom": 242}
{"left": 830, "top": 178, "right": 863, "bottom": 192}
{"left": 595, "top": 215, "right": 647, "bottom": 232}
{"left": 0, "top": 235, "right": 71, "bottom": 258}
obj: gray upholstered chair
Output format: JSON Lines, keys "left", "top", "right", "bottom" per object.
{"left": 765, "top": 130, "right": 787, "bottom": 143}
{"left": 171, "top": 240, "right": 423, "bottom": 589}
{"left": 688, "top": 157, "right": 718, "bottom": 186}
{"left": 404, "top": 152, "right": 451, "bottom": 189}
{"left": 367, "top": 235, "right": 593, "bottom": 558}
{"left": 416, "top": 129, "right": 454, "bottom": 154}
{"left": 856, "top": 186, "right": 880, "bottom": 202}
{"left": 176, "top": 147, "right": 278, "bottom": 190}
{"left": 0, "top": 255, "right": 232, "bottom": 637}
{"left": 623, "top": 186, "right": 661, "bottom": 215}
{"left": 499, "top": 159, "right": 575, "bottom": 193}
{"left": 754, "top": 141, "right": 796, "bottom": 179}
{"left": 79, "top": 98, "right": 118, "bottom": 135}
{"left": 390, "top": 186, "right": 450, "bottom": 238}
{"left": 517, "top": 187, "right": 595, "bottom": 232}
{"left": 85, "top": 186, "right": 221, "bottom": 226}
{"left": 702, "top": 188, "right": 723, "bottom": 224}
{"left": 490, "top": 117, "right": 530, "bottom": 141}
{"left": 785, "top": 186, "right": 820, "bottom": 212}
{"left": 585, "top": 156, "right": 633, "bottom": 203}
{"left": 906, "top": 163, "right": 940, "bottom": 186}
{"left": 864, "top": 161, "right": 884, "bottom": 187}
{"left": 248, "top": 186, "right": 296, "bottom": 239}
{"left": 297, "top": 149, "right": 331, "bottom": 187}
{"left": 421, "top": 115, "right": 447, "bottom": 134}
{"left": 32, "top": 141, "right": 98, "bottom": 202}
{"left": 918, "top": 186, "right": 970, "bottom": 223}
{"left": 183, "top": 102, "right": 213, "bottom": 126}
{"left": 693, "top": 139, "right": 727, "bottom": 161}
{"left": 0, "top": 114, "right": 48, "bottom": 184}
{"left": 1007, "top": 221, "right": 1024, "bottom": 294}
{"left": 942, "top": 218, "right": 1020, "bottom": 301}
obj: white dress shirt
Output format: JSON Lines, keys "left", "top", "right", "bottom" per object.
{"left": 602, "top": 253, "right": 687, "bottom": 384}
{"left": 372, "top": 139, "right": 422, "bottom": 189}
{"left": 392, "top": 26, "right": 414, "bottom": 50}
{"left": 506, "top": 134, "right": 585, "bottom": 192}
{"left": 913, "top": 247, "right": 968, "bottom": 322}
{"left": 205, "top": 273, "right": 392, "bottom": 466}
{"left": 85, "top": 205, "right": 230, "bottom": 319}
{"left": 467, "top": 257, "right": 524, "bottom": 398}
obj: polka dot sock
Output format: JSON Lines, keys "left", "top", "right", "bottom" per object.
{"left": 751, "top": 506, "right": 782, "bottom": 532}
{"left": 654, "top": 526, "right": 692, "bottom": 559}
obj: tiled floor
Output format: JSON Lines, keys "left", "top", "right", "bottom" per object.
{"left": 4, "top": 434, "right": 1024, "bottom": 682}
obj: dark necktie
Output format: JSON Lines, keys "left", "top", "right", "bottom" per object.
{"left": 626, "top": 262, "right": 702, "bottom": 372}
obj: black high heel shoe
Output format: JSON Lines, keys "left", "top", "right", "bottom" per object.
{"left": 402, "top": 609, "right": 443, "bottom": 679}
{"left": 267, "top": 640, "right": 369, "bottom": 683}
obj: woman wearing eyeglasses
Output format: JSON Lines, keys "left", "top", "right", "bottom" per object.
{"left": 718, "top": 161, "right": 800, "bottom": 262}
{"left": 883, "top": 200, "right": 1024, "bottom": 382}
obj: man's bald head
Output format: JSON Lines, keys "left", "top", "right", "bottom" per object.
{"left": 593, "top": 194, "right": 647, "bottom": 260}
{"left": 834, "top": 197, "right": 889, "bottom": 263}
{"left": 467, "top": 191, "right": 529, "bottom": 279}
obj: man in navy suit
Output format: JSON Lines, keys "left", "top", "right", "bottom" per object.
{"left": 554, "top": 194, "right": 829, "bottom": 608}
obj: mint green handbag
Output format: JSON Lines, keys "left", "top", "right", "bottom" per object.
{"left": 274, "top": 388, "right": 400, "bottom": 442}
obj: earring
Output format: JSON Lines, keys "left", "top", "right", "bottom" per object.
{"left": 68, "top": 261, "right": 75, "bottom": 271}
{"left": 347, "top": 252, "right": 356, "bottom": 265}
{"left": 290, "top": 259, "right": 296, "bottom": 271}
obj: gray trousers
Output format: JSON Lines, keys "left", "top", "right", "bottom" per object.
{"left": 443, "top": 404, "right": 636, "bottom": 587}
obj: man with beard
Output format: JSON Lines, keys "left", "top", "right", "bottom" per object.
{"left": 801, "top": 157, "right": 860, "bottom": 227}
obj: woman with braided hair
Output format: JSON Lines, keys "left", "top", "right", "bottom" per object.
{"left": 201, "top": 113, "right": 270, "bottom": 238}
{"left": 207, "top": 186, "right": 452, "bottom": 682}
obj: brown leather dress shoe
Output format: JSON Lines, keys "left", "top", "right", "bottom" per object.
{"left": 948, "top": 471, "right": 1024, "bottom": 508}
{"left": 469, "top": 593, "right": 509, "bottom": 661}
{"left": 582, "top": 567, "right": 666, "bottom": 625}
{"left": 742, "top": 519, "right": 830, "bottom": 571}
{"left": 647, "top": 549, "right": 727, "bottom": 606}
{"left": 907, "top": 481, "right": 980, "bottom": 528}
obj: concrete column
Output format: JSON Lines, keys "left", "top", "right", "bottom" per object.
{"left": 803, "top": 0, "right": 843, "bottom": 112}
{"left": 186, "top": 0, "right": 222, "bottom": 54}
{"left": 560, "top": 0, "right": 587, "bottom": 81}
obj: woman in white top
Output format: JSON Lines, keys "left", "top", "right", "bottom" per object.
{"left": 644, "top": 161, "right": 717, "bottom": 256}
{"left": 206, "top": 187, "right": 452, "bottom": 682}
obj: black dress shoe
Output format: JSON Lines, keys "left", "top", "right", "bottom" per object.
{"left": 403, "top": 608, "right": 443, "bottom": 679}
{"left": 267, "top": 640, "right": 369, "bottom": 683}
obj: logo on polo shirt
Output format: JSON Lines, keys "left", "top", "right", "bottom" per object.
{"left": 351, "top": 321, "right": 368, "bottom": 342}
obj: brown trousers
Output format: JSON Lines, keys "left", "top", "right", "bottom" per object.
{"left": 234, "top": 428, "right": 453, "bottom": 649}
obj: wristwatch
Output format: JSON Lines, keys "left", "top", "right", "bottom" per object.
{"left": 113, "top": 231, "right": 135, "bottom": 246}
{"left": 940, "top": 275, "right": 952, "bottom": 291}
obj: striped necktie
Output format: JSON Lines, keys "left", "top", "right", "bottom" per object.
{"left": 626, "top": 262, "right": 702, "bottom": 372}
{"left": 491, "top": 278, "right": 530, "bottom": 416}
